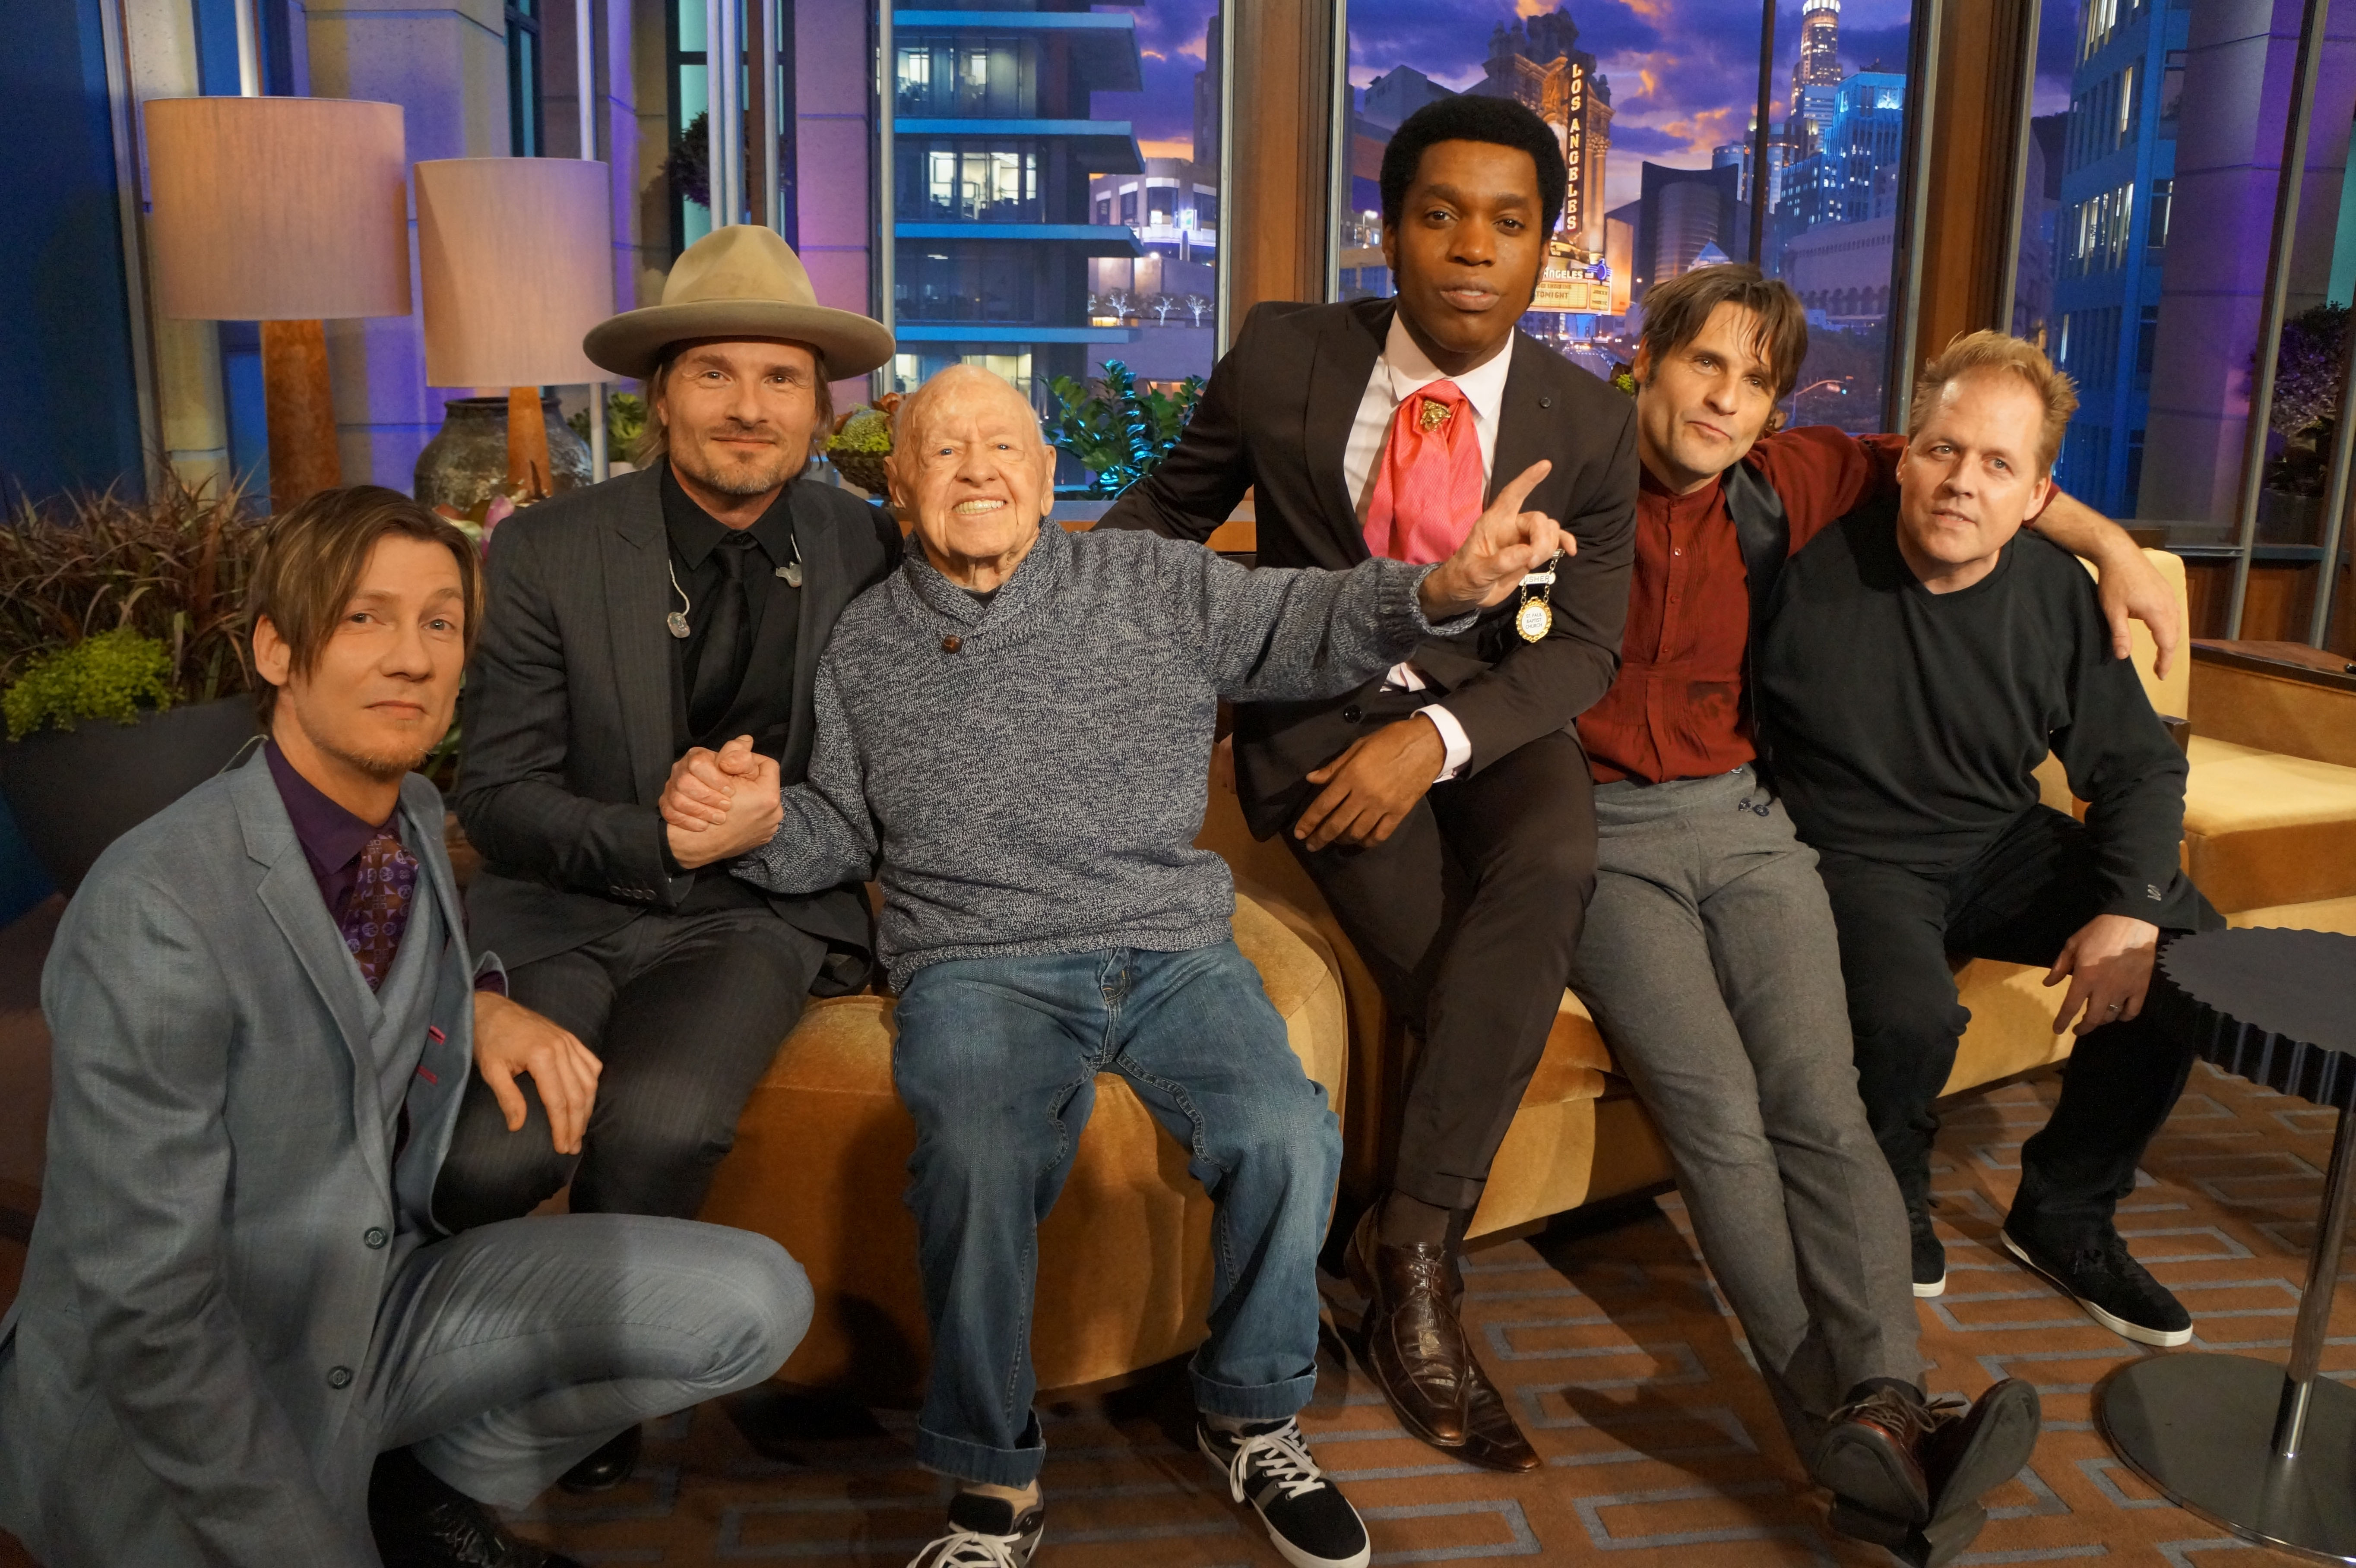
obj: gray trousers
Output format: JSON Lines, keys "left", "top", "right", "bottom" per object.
{"left": 375, "top": 1212, "right": 810, "bottom": 1508}
{"left": 1565, "top": 767, "right": 1922, "bottom": 1451}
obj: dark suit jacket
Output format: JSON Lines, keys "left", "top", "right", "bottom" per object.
{"left": 1100, "top": 297, "right": 1638, "bottom": 838}
{"left": 456, "top": 465, "right": 899, "bottom": 971}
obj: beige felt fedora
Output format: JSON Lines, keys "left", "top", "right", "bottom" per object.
{"left": 583, "top": 224, "right": 894, "bottom": 381}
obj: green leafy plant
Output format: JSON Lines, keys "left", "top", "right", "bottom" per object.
{"left": 567, "top": 392, "right": 649, "bottom": 456}
{"left": 0, "top": 476, "right": 264, "bottom": 730}
{"left": 1044, "top": 362, "right": 1203, "bottom": 497}
{"left": 3, "top": 626, "right": 177, "bottom": 740}
{"left": 824, "top": 394, "right": 900, "bottom": 495}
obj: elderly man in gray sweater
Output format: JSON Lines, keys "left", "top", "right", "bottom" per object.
{"left": 660, "top": 365, "right": 1561, "bottom": 1568}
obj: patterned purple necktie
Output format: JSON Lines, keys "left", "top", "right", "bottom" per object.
{"left": 342, "top": 830, "right": 419, "bottom": 992}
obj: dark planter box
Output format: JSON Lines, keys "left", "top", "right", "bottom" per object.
{"left": 0, "top": 696, "right": 259, "bottom": 896}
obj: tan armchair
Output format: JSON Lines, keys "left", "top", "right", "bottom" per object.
{"left": 698, "top": 891, "right": 1350, "bottom": 1402}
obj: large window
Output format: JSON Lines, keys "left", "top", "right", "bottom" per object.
{"left": 1334, "top": 0, "right": 1919, "bottom": 433}
{"left": 880, "top": 0, "right": 1226, "bottom": 414}
{"left": 507, "top": 0, "right": 546, "bottom": 157}
{"left": 2008, "top": 0, "right": 2356, "bottom": 647}
{"left": 669, "top": 0, "right": 797, "bottom": 253}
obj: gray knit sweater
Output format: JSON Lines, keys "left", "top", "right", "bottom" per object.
{"left": 734, "top": 520, "right": 1460, "bottom": 989}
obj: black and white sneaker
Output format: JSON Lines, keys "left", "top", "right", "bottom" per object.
{"left": 1910, "top": 1205, "right": 1947, "bottom": 1299}
{"left": 1199, "top": 1417, "right": 1370, "bottom": 1568}
{"left": 2001, "top": 1216, "right": 2192, "bottom": 1347}
{"left": 906, "top": 1490, "right": 1046, "bottom": 1568}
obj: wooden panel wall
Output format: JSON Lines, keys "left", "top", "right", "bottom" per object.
{"left": 1908, "top": 0, "right": 2039, "bottom": 390}
{"left": 2183, "top": 558, "right": 2356, "bottom": 652}
{"left": 1226, "top": 0, "right": 1337, "bottom": 315}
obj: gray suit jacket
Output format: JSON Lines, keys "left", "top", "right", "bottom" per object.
{"left": 0, "top": 754, "right": 484, "bottom": 1567}
{"left": 455, "top": 466, "right": 896, "bottom": 971}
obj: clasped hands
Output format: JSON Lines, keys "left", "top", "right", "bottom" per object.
{"left": 659, "top": 734, "right": 784, "bottom": 868}
{"left": 1298, "top": 461, "right": 1566, "bottom": 854}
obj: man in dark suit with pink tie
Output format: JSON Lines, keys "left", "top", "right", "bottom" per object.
{"left": 1101, "top": 95, "right": 1637, "bottom": 1471}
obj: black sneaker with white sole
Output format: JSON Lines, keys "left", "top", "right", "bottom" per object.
{"left": 1910, "top": 1205, "right": 1947, "bottom": 1299}
{"left": 2001, "top": 1215, "right": 2191, "bottom": 1347}
{"left": 906, "top": 1490, "right": 1046, "bottom": 1568}
{"left": 1199, "top": 1417, "right": 1370, "bottom": 1568}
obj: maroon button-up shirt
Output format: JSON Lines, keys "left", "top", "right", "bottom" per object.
{"left": 1580, "top": 426, "right": 1907, "bottom": 786}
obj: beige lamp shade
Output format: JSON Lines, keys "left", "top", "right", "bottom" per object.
{"left": 144, "top": 96, "right": 411, "bottom": 320}
{"left": 416, "top": 158, "right": 614, "bottom": 388}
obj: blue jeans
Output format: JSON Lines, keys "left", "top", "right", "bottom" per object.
{"left": 891, "top": 941, "right": 1342, "bottom": 1487}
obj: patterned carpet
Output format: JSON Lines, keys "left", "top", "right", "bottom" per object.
{"left": 4, "top": 1059, "right": 2350, "bottom": 1566}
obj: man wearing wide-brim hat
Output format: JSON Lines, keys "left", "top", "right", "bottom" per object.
{"left": 435, "top": 224, "right": 897, "bottom": 1492}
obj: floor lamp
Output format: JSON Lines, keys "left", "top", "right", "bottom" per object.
{"left": 415, "top": 158, "right": 615, "bottom": 501}
{"left": 143, "top": 97, "right": 411, "bottom": 513}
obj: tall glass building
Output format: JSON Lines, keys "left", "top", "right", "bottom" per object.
{"left": 886, "top": 3, "right": 1149, "bottom": 403}
{"left": 2051, "top": 0, "right": 2187, "bottom": 514}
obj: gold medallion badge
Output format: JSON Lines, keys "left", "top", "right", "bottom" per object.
{"left": 1516, "top": 597, "right": 1553, "bottom": 643}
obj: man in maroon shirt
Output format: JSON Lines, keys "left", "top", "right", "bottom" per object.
{"left": 1566, "top": 264, "right": 2179, "bottom": 1565}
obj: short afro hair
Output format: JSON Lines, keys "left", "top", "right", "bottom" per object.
{"left": 1379, "top": 95, "right": 1568, "bottom": 237}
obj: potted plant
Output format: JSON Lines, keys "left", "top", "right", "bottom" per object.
{"left": 1043, "top": 361, "right": 1203, "bottom": 497}
{"left": 825, "top": 394, "right": 901, "bottom": 496}
{"left": 0, "top": 477, "right": 268, "bottom": 893}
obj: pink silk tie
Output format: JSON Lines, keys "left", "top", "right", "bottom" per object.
{"left": 1362, "top": 379, "right": 1486, "bottom": 564}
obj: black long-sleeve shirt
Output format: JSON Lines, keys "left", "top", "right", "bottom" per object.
{"left": 1756, "top": 501, "right": 2188, "bottom": 920}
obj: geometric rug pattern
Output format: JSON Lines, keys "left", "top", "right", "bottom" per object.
{"left": 5, "top": 1060, "right": 2350, "bottom": 1566}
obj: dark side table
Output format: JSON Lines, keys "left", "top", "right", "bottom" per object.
{"left": 2095, "top": 927, "right": 2356, "bottom": 1562}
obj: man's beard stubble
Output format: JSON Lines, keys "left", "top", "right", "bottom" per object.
{"left": 672, "top": 421, "right": 808, "bottom": 498}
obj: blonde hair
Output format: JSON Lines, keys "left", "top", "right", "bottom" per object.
{"left": 1908, "top": 330, "right": 2078, "bottom": 476}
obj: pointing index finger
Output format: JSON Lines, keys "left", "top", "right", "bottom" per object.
{"left": 1492, "top": 460, "right": 1552, "bottom": 518}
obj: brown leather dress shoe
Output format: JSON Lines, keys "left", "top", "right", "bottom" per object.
{"left": 1457, "top": 1354, "right": 1541, "bottom": 1472}
{"left": 1812, "top": 1382, "right": 1944, "bottom": 1527}
{"left": 1343, "top": 1206, "right": 1469, "bottom": 1448}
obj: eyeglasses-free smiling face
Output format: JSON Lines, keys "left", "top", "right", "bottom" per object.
{"left": 1896, "top": 368, "right": 2057, "bottom": 593}
{"left": 888, "top": 365, "right": 1058, "bottom": 593}
{"left": 655, "top": 338, "right": 826, "bottom": 501}
{"left": 1381, "top": 138, "right": 1549, "bottom": 374}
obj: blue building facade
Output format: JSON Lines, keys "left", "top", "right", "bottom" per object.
{"left": 886, "top": 4, "right": 1146, "bottom": 401}
{"left": 2051, "top": 0, "right": 2187, "bottom": 514}
{"left": 1779, "top": 72, "right": 1905, "bottom": 230}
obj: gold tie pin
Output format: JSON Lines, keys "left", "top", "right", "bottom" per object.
{"left": 1417, "top": 398, "right": 1452, "bottom": 433}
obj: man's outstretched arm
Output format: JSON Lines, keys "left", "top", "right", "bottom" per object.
{"left": 2033, "top": 490, "right": 2183, "bottom": 679}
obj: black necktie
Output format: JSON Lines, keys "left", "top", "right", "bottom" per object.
{"left": 689, "top": 532, "right": 759, "bottom": 737}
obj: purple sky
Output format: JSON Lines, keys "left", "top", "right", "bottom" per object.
{"left": 1090, "top": 0, "right": 1222, "bottom": 160}
{"left": 1344, "top": 0, "right": 1914, "bottom": 212}
{"left": 1088, "top": 0, "right": 1928, "bottom": 208}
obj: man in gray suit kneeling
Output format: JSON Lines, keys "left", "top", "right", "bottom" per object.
{"left": 0, "top": 487, "right": 811, "bottom": 1568}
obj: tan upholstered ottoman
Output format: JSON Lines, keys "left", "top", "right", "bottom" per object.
{"left": 697, "top": 892, "right": 1349, "bottom": 1404}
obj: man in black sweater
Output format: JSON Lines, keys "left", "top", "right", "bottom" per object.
{"left": 1758, "top": 331, "right": 2221, "bottom": 1350}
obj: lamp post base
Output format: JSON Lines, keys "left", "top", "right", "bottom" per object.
{"left": 260, "top": 317, "right": 342, "bottom": 512}
{"left": 2096, "top": 1352, "right": 2356, "bottom": 1564}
